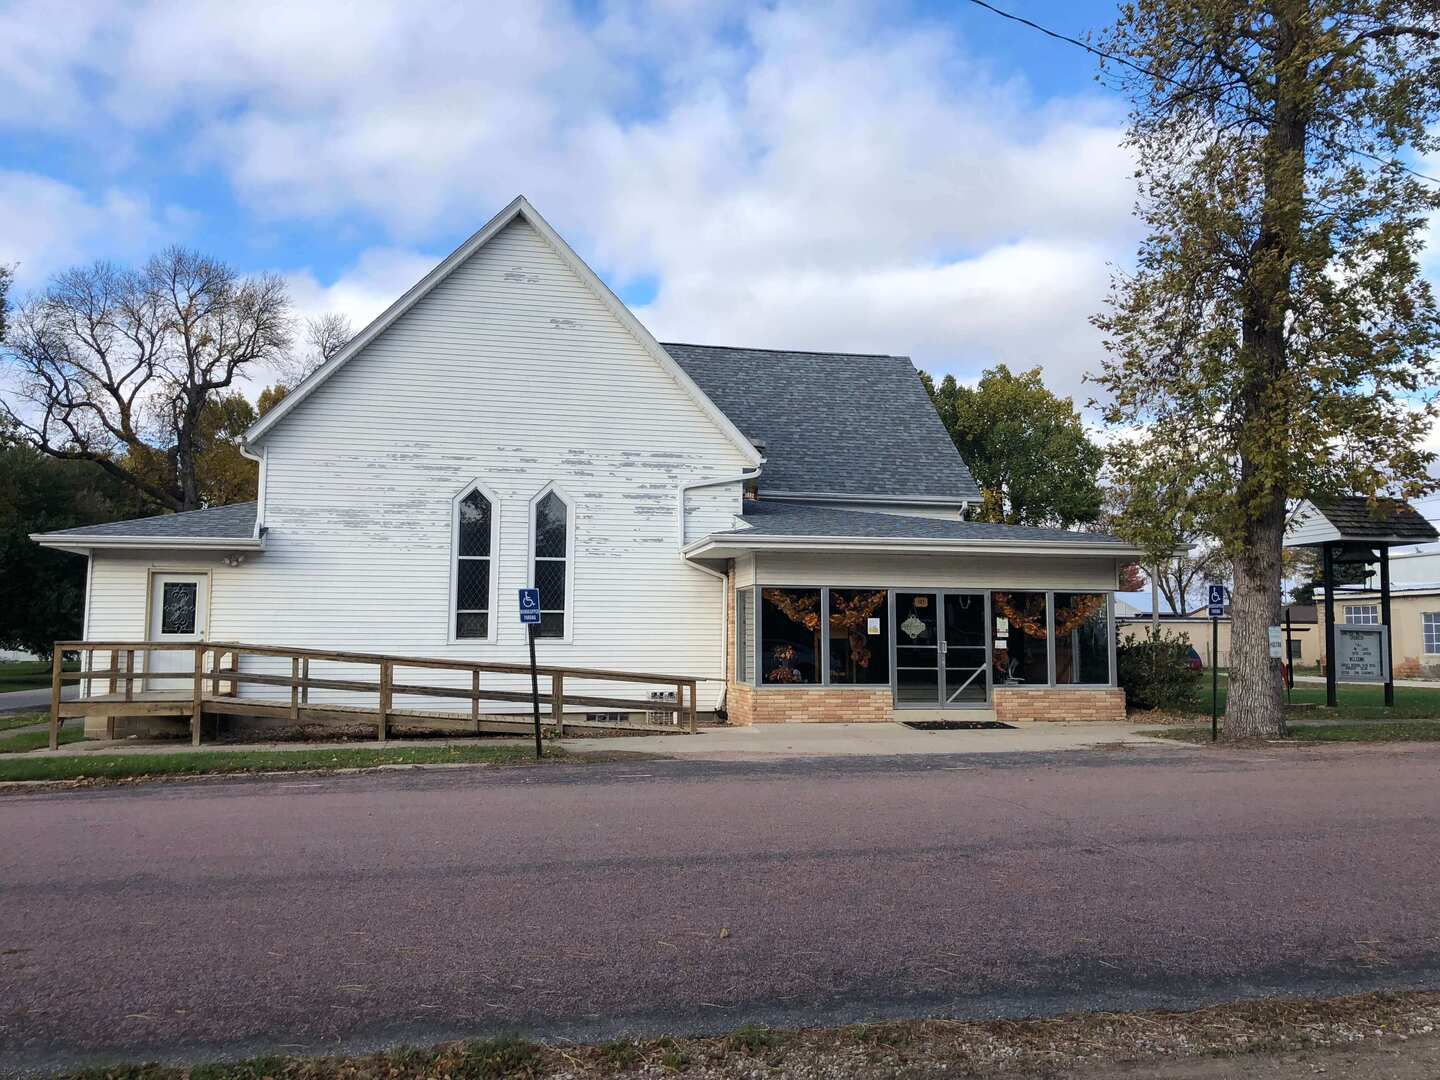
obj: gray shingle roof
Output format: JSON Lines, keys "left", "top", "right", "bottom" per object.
{"left": 664, "top": 343, "right": 980, "bottom": 504}
{"left": 708, "top": 500, "right": 1131, "bottom": 546}
{"left": 38, "top": 501, "right": 258, "bottom": 541}
{"left": 1309, "top": 496, "right": 1438, "bottom": 543}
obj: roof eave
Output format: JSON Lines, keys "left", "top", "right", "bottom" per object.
{"left": 683, "top": 534, "right": 1144, "bottom": 559}
{"left": 758, "top": 490, "right": 975, "bottom": 508}
{"left": 30, "top": 534, "right": 267, "bottom": 552}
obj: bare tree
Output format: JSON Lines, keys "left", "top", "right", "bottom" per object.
{"left": 1153, "top": 547, "right": 1230, "bottom": 615}
{"left": 268, "top": 312, "right": 352, "bottom": 388}
{"left": 0, "top": 263, "right": 12, "bottom": 343}
{"left": 1, "top": 247, "right": 292, "bottom": 512}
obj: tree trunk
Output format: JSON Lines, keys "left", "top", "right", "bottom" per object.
{"left": 1225, "top": 498, "right": 1288, "bottom": 739}
{"left": 176, "top": 396, "right": 203, "bottom": 512}
{"left": 1225, "top": 6, "right": 1305, "bottom": 741}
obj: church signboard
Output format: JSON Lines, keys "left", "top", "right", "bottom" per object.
{"left": 1334, "top": 625, "right": 1389, "bottom": 684}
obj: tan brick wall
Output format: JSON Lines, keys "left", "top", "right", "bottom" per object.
{"left": 727, "top": 684, "right": 894, "bottom": 724}
{"left": 727, "top": 681, "right": 754, "bottom": 725}
{"left": 993, "top": 687, "right": 1127, "bottom": 722}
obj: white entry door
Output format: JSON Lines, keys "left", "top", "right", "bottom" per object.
{"left": 147, "top": 573, "right": 207, "bottom": 690}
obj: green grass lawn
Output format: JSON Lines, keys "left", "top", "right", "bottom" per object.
{"left": 1183, "top": 673, "right": 1440, "bottom": 721}
{"left": 0, "top": 711, "right": 48, "bottom": 732}
{"left": 0, "top": 728, "right": 87, "bottom": 753}
{"left": 1156, "top": 720, "right": 1440, "bottom": 744}
{"left": 0, "top": 659, "right": 78, "bottom": 692}
{"left": 0, "top": 742, "right": 555, "bottom": 783}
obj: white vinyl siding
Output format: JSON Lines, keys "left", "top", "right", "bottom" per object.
{"left": 122, "top": 217, "right": 754, "bottom": 711}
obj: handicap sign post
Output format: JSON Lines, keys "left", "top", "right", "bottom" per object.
{"left": 519, "top": 588, "right": 543, "bottom": 758}
{"left": 1206, "top": 584, "right": 1226, "bottom": 741}
{"left": 1207, "top": 583, "right": 1226, "bottom": 618}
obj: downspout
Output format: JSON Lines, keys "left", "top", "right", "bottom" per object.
{"left": 678, "top": 468, "right": 763, "bottom": 716}
{"left": 81, "top": 551, "right": 93, "bottom": 698}
{"left": 239, "top": 439, "right": 265, "bottom": 539}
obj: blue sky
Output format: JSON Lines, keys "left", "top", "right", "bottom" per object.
{"left": 0, "top": 0, "right": 1433, "bottom": 412}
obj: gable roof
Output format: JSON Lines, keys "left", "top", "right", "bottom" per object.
{"left": 684, "top": 500, "right": 1140, "bottom": 557}
{"left": 664, "top": 343, "right": 979, "bottom": 505}
{"left": 243, "top": 197, "right": 762, "bottom": 470}
{"left": 1288, "top": 496, "right": 1439, "bottom": 546}
{"left": 31, "top": 502, "right": 262, "bottom": 550}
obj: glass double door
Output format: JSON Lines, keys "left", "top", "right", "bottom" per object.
{"left": 894, "top": 591, "right": 990, "bottom": 707}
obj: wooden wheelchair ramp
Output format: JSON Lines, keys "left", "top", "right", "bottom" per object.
{"left": 46, "top": 641, "right": 703, "bottom": 749}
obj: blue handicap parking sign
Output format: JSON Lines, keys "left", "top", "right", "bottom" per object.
{"left": 519, "top": 588, "right": 541, "bottom": 625}
{"left": 1207, "top": 583, "right": 1226, "bottom": 618}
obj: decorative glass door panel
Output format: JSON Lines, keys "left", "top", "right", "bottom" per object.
{"left": 943, "top": 593, "right": 989, "bottom": 705}
{"left": 894, "top": 591, "right": 940, "bottom": 704}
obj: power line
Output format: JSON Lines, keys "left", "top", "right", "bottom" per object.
{"left": 964, "top": 0, "right": 1440, "bottom": 186}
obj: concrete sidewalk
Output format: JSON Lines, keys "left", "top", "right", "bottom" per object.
{"left": 15, "top": 721, "right": 1184, "bottom": 760}
{"left": 565, "top": 720, "right": 1186, "bottom": 760}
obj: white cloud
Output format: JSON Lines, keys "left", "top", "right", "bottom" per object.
{"left": 635, "top": 240, "right": 1113, "bottom": 400}
{"left": 0, "top": 171, "right": 174, "bottom": 287}
{"left": 283, "top": 247, "right": 437, "bottom": 332}
{"left": 0, "top": 0, "right": 1142, "bottom": 402}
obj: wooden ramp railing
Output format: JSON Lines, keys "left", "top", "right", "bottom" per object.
{"left": 49, "top": 641, "right": 702, "bottom": 750}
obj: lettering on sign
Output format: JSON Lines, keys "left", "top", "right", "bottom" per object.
{"left": 1334, "top": 626, "right": 1388, "bottom": 684}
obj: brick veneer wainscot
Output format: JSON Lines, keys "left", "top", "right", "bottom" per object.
{"left": 728, "top": 684, "right": 894, "bottom": 724}
{"left": 992, "top": 688, "right": 1127, "bottom": 722}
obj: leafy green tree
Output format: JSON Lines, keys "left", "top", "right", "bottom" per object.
{"left": 923, "top": 365, "right": 1104, "bottom": 527}
{"left": 1092, "top": 1, "right": 1439, "bottom": 738}
{"left": 124, "top": 392, "right": 260, "bottom": 507}
{"left": 257, "top": 383, "right": 289, "bottom": 416}
{"left": 0, "top": 439, "right": 150, "bottom": 656}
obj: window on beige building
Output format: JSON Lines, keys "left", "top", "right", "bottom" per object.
{"left": 1344, "top": 604, "right": 1379, "bottom": 625}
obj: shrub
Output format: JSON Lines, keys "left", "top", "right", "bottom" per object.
{"left": 1117, "top": 627, "right": 1202, "bottom": 711}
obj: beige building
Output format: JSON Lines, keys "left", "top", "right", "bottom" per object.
{"left": 1117, "top": 605, "right": 1318, "bottom": 670}
{"left": 1319, "top": 586, "right": 1440, "bottom": 679}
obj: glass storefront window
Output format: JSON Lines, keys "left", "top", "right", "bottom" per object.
{"left": 991, "top": 591, "right": 1049, "bottom": 685}
{"left": 761, "top": 588, "right": 822, "bottom": 684}
{"left": 1054, "top": 593, "right": 1110, "bottom": 685}
{"left": 828, "top": 589, "right": 890, "bottom": 684}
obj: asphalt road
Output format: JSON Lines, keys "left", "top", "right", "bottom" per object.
{"left": 3, "top": 744, "right": 1440, "bottom": 1074}
{"left": 0, "top": 686, "right": 77, "bottom": 716}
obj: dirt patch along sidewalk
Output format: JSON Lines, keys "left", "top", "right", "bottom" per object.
{"left": 44, "top": 991, "right": 1440, "bottom": 1079}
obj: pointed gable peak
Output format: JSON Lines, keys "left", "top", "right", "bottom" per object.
{"left": 244, "top": 196, "right": 762, "bottom": 467}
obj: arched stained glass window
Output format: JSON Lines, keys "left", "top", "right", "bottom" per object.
{"left": 532, "top": 490, "right": 569, "bottom": 638}
{"left": 454, "top": 488, "right": 494, "bottom": 639}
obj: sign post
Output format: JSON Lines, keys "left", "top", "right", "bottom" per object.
{"left": 519, "top": 588, "right": 543, "bottom": 759}
{"left": 1284, "top": 607, "right": 1294, "bottom": 701}
{"left": 1207, "top": 584, "right": 1225, "bottom": 742}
